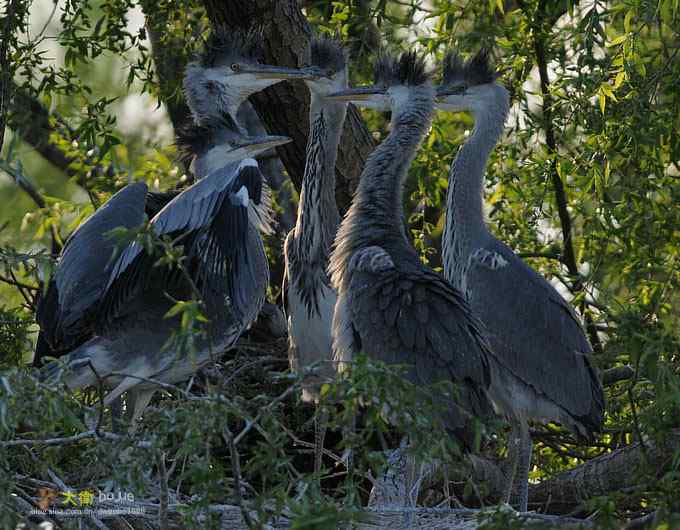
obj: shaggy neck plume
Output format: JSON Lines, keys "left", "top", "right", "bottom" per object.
{"left": 330, "top": 83, "right": 435, "bottom": 289}
{"left": 294, "top": 93, "right": 347, "bottom": 259}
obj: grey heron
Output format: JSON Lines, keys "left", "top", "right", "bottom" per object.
{"left": 282, "top": 36, "right": 348, "bottom": 473}
{"left": 182, "top": 26, "right": 317, "bottom": 235}
{"left": 326, "top": 52, "right": 493, "bottom": 453}
{"left": 36, "top": 26, "right": 308, "bottom": 422}
{"left": 184, "top": 27, "right": 314, "bottom": 128}
{"left": 40, "top": 113, "right": 291, "bottom": 423}
{"left": 435, "top": 50, "right": 605, "bottom": 510}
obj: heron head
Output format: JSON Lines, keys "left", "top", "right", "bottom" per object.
{"left": 301, "top": 36, "right": 348, "bottom": 96}
{"left": 225, "top": 133, "right": 292, "bottom": 161}
{"left": 325, "top": 51, "right": 430, "bottom": 112}
{"left": 176, "top": 112, "right": 291, "bottom": 177}
{"left": 184, "top": 27, "right": 315, "bottom": 122}
{"left": 435, "top": 49, "right": 505, "bottom": 113}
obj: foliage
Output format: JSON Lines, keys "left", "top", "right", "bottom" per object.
{"left": 0, "top": 0, "right": 679, "bottom": 528}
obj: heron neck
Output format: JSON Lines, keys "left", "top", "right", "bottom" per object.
{"left": 330, "top": 84, "right": 434, "bottom": 288}
{"left": 443, "top": 94, "right": 508, "bottom": 285}
{"left": 293, "top": 94, "right": 346, "bottom": 256}
{"left": 356, "top": 86, "right": 434, "bottom": 240}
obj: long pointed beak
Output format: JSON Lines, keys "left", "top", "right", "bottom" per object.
{"left": 236, "top": 135, "right": 292, "bottom": 155}
{"left": 435, "top": 84, "right": 467, "bottom": 99}
{"left": 241, "top": 64, "right": 316, "bottom": 80}
{"left": 326, "top": 86, "right": 387, "bottom": 101}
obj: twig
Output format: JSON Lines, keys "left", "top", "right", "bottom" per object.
{"left": 223, "top": 355, "right": 280, "bottom": 386}
{"left": 32, "top": 0, "right": 58, "bottom": 43}
{"left": 7, "top": 266, "right": 36, "bottom": 309}
{"left": 158, "top": 451, "right": 169, "bottom": 529}
{"left": 0, "top": 272, "right": 38, "bottom": 292}
{"left": 223, "top": 428, "right": 254, "bottom": 529}
{"left": 0, "top": 160, "right": 46, "bottom": 209}
{"left": 0, "top": 429, "right": 152, "bottom": 448}
{"left": 233, "top": 384, "right": 297, "bottom": 445}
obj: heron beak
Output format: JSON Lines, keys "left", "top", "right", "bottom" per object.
{"left": 326, "top": 86, "right": 386, "bottom": 101}
{"left": 435, "top": 84, "right": 467, "bottom": 100}
{"left": 237, "top": 135, "right": 292, "bottom": 158}
{"left": 243, "top": 64, "right": 316, "bottom": 80}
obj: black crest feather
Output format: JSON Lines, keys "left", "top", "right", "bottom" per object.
{"left": 199, "top": 26, "right": 264, "bottom": 67}
{"left": 443, "top": 48, "right": 496, "bottom": 86}
{"left": 310, "top": 36, "right": 346, "bottom": 71}
{"left": 175, "top": 112, "right": 239, "bottom": 164}
{"left": 465, "top": 48, "right": 496, "bottom": 85}
{"left": 442, "top": 51, "right": 465, "bottom": 85}
{"left": 373, "top": 51, "right": 429, "bottom": 86}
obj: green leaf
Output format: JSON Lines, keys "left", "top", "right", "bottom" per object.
{"left": 607, "top": 34, "right": 628, "bottom": 47}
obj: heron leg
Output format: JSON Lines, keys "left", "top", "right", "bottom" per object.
{"left": 502, "top": 421, "right": 521, "bottom": 506}
{"left": 510, "top": 423, "right": 532, "bottom": 512}
{"left": 314, "top": 406, "right": 328, "bottom": 475}
{"left": 125, "top": 388, "right": 156, "bottom": 432}
{"left": 104, "top": 376, "right": 140, "bottom": 406}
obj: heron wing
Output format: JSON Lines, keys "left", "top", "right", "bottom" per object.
{"left": 145, "top": 189, "right": 180, "bottom": 218}
{"left": 466, "top": 239, "right": 604, "bottom": 429}
{"left": 35, "top": 182, "right": 148, "bottom": 357}
{"left": 345, "top": 246, "right": 492, "bottom": 416}
{"left": 101, "top": 160, "right": 263, "bottom": 325}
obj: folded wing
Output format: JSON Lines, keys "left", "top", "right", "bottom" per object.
{"left": 35, "top": 182, "right": 148, "bottom": 361}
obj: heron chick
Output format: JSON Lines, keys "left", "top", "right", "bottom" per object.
{"left": 38, "top": 28, "right": 298, "bottom": 424}
{"left": 327, "top": 52, "right": 494, "bottom": 453}
{"left": 435, "top": 50, "right": 605, "bottom": 511}
{"left": 41, "top": 119, "right": 291, "bottom": 423}
{"left": 282, "top": 36, "right": 349, "bottom": 473}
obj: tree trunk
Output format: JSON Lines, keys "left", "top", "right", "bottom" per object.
{"left": 528, "top": 431, "right": 680, "bottom": 513}
{"left": 203, "top": 0, "right": 375, "bottom": 211}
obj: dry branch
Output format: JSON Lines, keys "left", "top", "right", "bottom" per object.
{"left": 529, "top": 431, "right": 680, "bottom": 513}
{"left": 0, "top": 429, "right": 152, "bottom": 449}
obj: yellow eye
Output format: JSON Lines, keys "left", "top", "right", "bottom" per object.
{"left": 231, "top": 63, "right": 240, "bottom": 72}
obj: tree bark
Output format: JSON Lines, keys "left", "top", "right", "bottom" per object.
{"left": 202, "top": 0, "right": 375, "bottom": 211}
{"left": 140, "top": 1, "right": 193, "bottom": 133}
{"left": 6, "top": 82, "right": 74, "bottom": 173}
{"left": 416, "top": 429, "right": 680, "bottom": 515}
{"left": 528, "top": 431, "right": 680, "bottom": 513}
{"left": 0, "top": 0, "right": 26, "bottom": 154}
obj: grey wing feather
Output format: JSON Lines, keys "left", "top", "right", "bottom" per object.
{"left": 346, "top": 250, "right": 492, "bottom": 416}
{"left": 466, "top": 239, "right": 604, "bottom": 430}
{"left": 145, "top": 190, "right": 180, "bottom": 218}
{"left": 102, "top": 160, "right": 262, "bottom": 324}
{"left": 248, "top": 181, "right": 275, "bottom": 235}
{"left": 36, "top": 182, "right": 148, "bottom": 351}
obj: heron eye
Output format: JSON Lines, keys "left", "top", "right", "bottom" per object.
{"left": 231, "top": 63, "right": 240, "bottom": 72}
